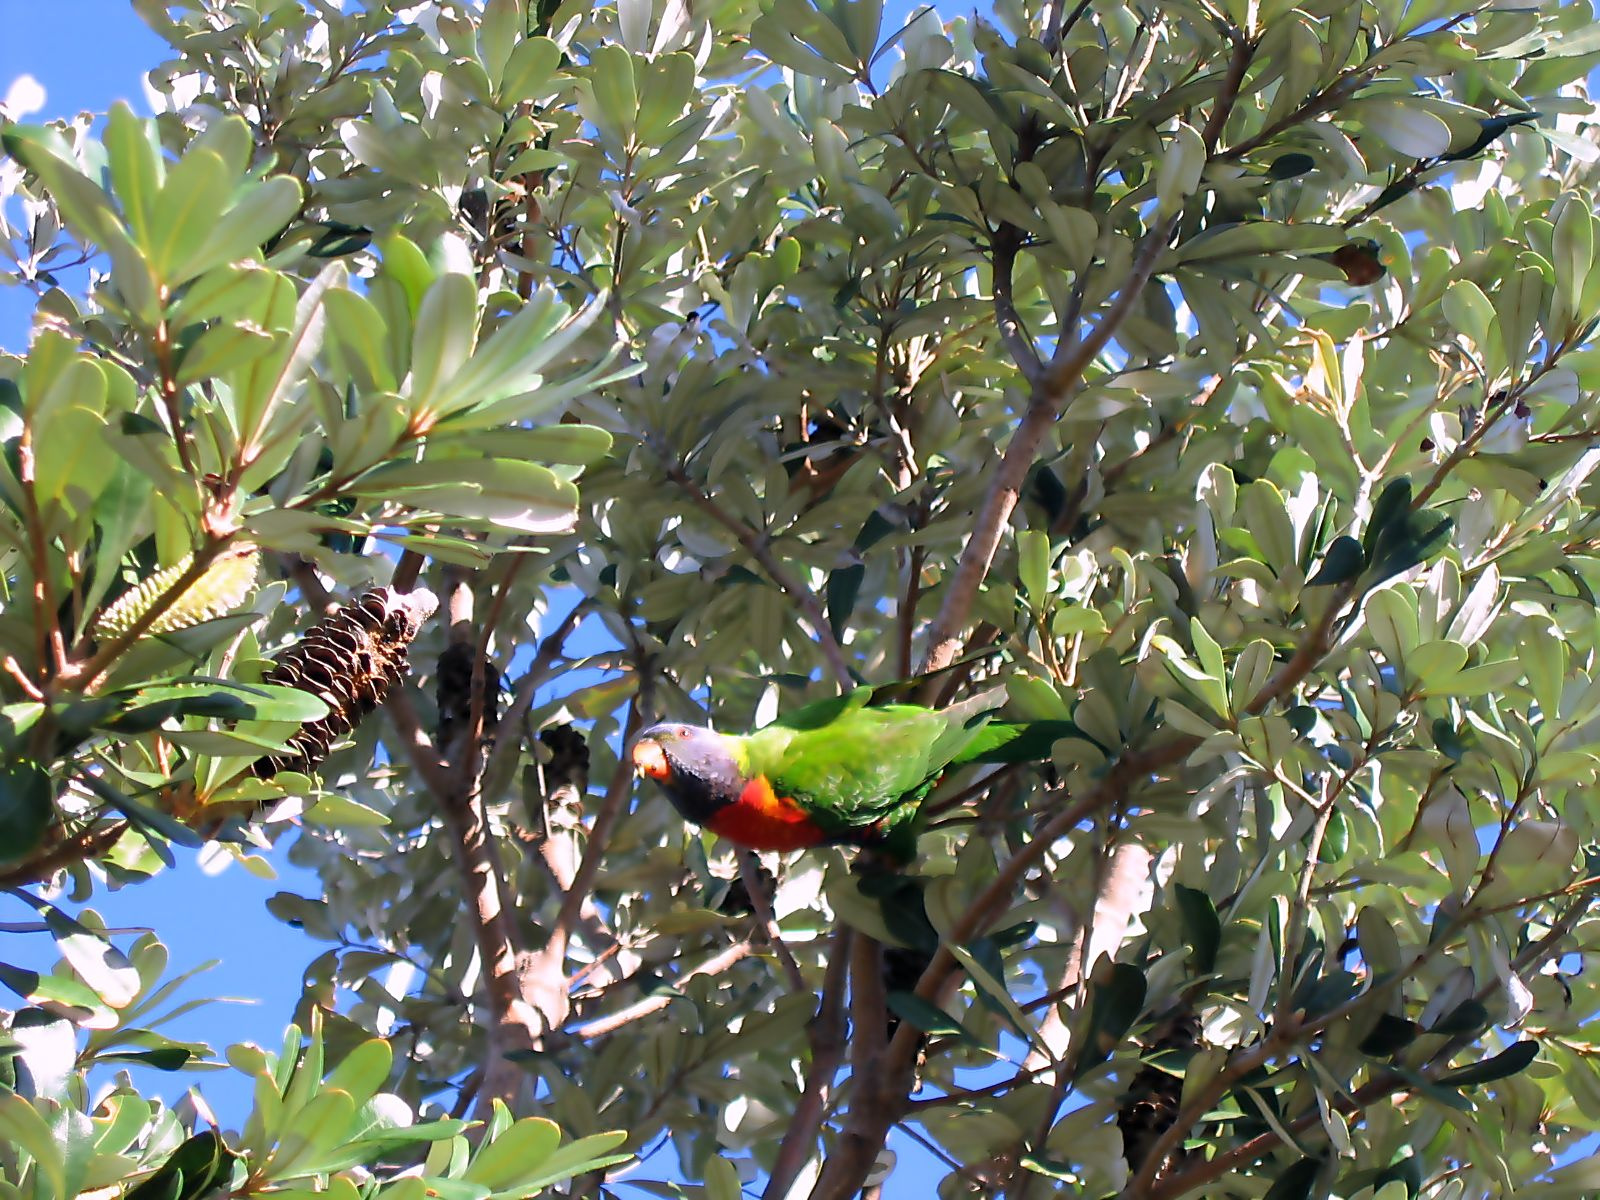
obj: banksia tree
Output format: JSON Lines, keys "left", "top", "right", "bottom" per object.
{"left": 9, "top": 1, "right": 1600, "bottom": 1199}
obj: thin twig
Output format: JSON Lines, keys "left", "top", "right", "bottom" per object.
{"left": 763, "top": 929, "right": 850, "bottom": 1200}
{"left": 662, "top": 465, "right": 855, "bottom": 689}
{"left": 739, "top": 851, "right": 806, "bottom": 994}
{"left": 0, "top": 819, "right": 128, "bottom": 888}
{"left": 571, "top": 941, "right": 755, "bottom": 1039}
{"left": 919, "top": 220, "right": 1179, "bottom": 680}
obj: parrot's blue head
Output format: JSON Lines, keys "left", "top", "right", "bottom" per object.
{"left": 632, "top": 723, "right": 743, "bottom": 826}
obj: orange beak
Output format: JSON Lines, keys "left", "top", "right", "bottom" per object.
{"left": 631, "top": 738, "right": 672, "bottom": 781}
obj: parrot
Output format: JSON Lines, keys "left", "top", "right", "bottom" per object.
{"left": 630, "top": 682, "right": 1077, "bottom": 864}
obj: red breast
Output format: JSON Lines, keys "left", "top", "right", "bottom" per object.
{"left": 704, "top": 775, "right": 828, "bottom": 852}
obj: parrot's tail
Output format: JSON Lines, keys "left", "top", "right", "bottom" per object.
{"left": 959, "top": 719, "right": 1080, "bottom": 764}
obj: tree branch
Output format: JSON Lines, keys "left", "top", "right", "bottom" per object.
{"left": 0, "top": 817, "right": 128, "bottom": 889}
{"left": 763, "top": 928, "right": 850, "bottom": 1200}
{"left": 740, "top": 851, "right": 806, "bottom": 994}
{"left": 919, "top": 221, "right": 1177, "bottom": 679}
{"left": 663, "top": 465, "right": 855, "bottom": 689}
{"left": 571, "top": 940, "right": 755, "bottom": 1039}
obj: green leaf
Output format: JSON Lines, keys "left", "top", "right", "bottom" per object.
{"left": 304, "top": 794, "right": 390, "bottom": 828}
{"left": 586, "top": 44, "right": 640, "bottom": 141}
{"left": 41, "top": 907, "right": 141, "bottom": 1008}
{"left": 0, "top": 762, "right": 53, "bottom": 867}
{"left": 1435, "top": 1040, "right": 1539, "bottom": 1087}
{"left": 1261, "top": 1156, "right": 1324, "bottom": 1200}
{"left": 515, "top": 1130, "right": 631, "bottom": 1192}
{"left": 1074, "top": 963, "right": 1147, "bottom": 1078}
{"left": 500, "top": 36, "right": 562, "bottom": 105}
{"left": 885, "top": 992, "right": 977, "bottom": 1042}
{"left": 352, "top": 457, "right": 580, "bottom": 534}
{"left": 104, "top": 103, "right": 163, "bottom": 249}
{"left": 147, "top": 148, "right": 231, "bottom": 284}
{"left": 184, "top": 175, "right": 303, "bottom": 283}
{"left": 1174, "top": 884, "right": 1221, "bottom": 974}
{"left": 1017, "top": 529, "right": 1050, "bottom": 605}
{"left": 463, "top": 1115, "right": 562, "bottom": 1189}
{"left": 407, "top": 273, "right": 478, "bottom": 418}
{"left": 0, "top": 1093, "right": 67, "bottom": 1196}
{"left": 174, "top": 321, "right": 279, "bottom": 385}
{"left": 431, "top": 289, "right": 604, "bottom": 422}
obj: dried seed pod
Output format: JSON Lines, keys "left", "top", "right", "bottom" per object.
{"left": 1117, "top": 1005, "right": 1203, "bottom": 1182}
{"left": 252, "top": 587, "right": 439, "bottom": 779}
{"left": 93, "top": 547, "right": 261, "bottom": 641}
{"left": 435, "top": 641, "right": 502, "bottom": 753}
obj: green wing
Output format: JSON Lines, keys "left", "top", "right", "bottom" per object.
{"left": 741, "top": 689, "right": 1005, "bottom": 835}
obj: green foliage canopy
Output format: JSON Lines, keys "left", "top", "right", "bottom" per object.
{"left": 5, "top": 0, "right": 1600, "bottom": 1197}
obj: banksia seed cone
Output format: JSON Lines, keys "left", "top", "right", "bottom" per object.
{"left": 435, "top": 641, "right": 503, "bottom": 752}
{"left": 252, "top": 587, "right": 438, "bottom": 779}
{"left": 93, "top": 547, "right": 261, "bottom": 641}
{"left": 1117, "top": 1005, "right": 1203, "bottom": 1182}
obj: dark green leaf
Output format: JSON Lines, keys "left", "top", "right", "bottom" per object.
{"left": 98, "top": 1048, "right": 195, "bottom": 1071}
{"left": 1319, "top": 807, "right": 1349, "bottom": 861}
{"left": 885, "top": 992, "right": 976, "bottom": 1042}
{"left": 1432, "top": 718, "right": 1469, "bottom": 762}
{"left": 1435, "top": 1040, "right": 1539, "bottom": 1087}
{"left": 0, "top": 962, "right": 42, "bottom": 999}
{"left": 1074, "top": 963, "right": 1147, "bottom": 1079}
{"left": 101, "top": 699, "right": 184, "bottom": 733}
{"left": 1305, "top": 535, "right": 1365, "bottom": 586}
{"left": 1359, "top": 1013, "right": 1421, "bottom": 1057}
{"left": 1262, "top": 1156, "right": 1324, "bottom": 1200}
{"left": 1294, "top": 969, "right": 1360, "bottom": 1018}
{"left": 306, "top": 225, "right": 373, "bottom": 257}
{"left": 1268, "top": 153, "right": 1316, "bottom": 180}
{"left": 1174, "top": 884, "right": 1221, "bottom": 974}
{"left": 0, "top": 763, "right": 54, "bottom": 866}
{"left": 1363, "top": 477, "right": 1413, "bottom": 557}
{"left": 125, "top": 1130, "right": 236, "bottom": 1200}
{"left": 826, "top": 563, "right": 863, "bottom": 641}
{"left": 1429, "top": 999, "right": 1490, "bottom": 1036}
{"left": 77, "top": 772, "right": 202, "bottom": 850}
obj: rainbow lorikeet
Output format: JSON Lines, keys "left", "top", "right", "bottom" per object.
{"left": 631, "top": 683, "right": 1076, "bottom": 863}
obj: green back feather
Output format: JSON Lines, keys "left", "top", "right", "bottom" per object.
{"left": 736, "top": 687, "right": 1006, "bottom": 834}
{"left": 726, "top": 681, "right": 1079, "bottom": 855}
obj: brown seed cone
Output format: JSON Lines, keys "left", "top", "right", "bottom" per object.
{"left": 252, "top": 587, "right": 438, "bottom": 779}
{"left": 435, "top": 641, "right": 503, "bottom": 753}
{"left": 1117, "top": 1005, "right": 1204, "bottom": 1182}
